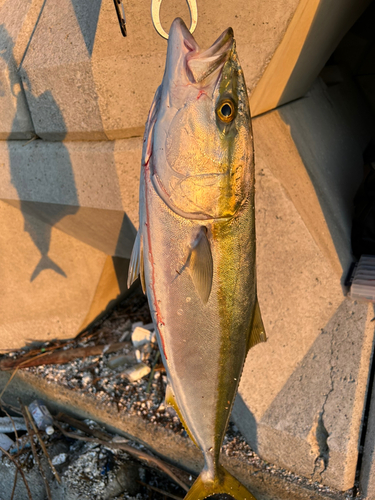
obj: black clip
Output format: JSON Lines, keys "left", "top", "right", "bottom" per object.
{"left": 113, "top": 0, "right": 127, "bottom": 37}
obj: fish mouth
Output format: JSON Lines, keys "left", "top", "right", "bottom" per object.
{"left": 167, "top": 18, "right": 234, "bottom": 84}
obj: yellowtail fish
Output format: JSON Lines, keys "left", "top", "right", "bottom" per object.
{"left": 128, "top": 18, "right": 266, "bottom": 500}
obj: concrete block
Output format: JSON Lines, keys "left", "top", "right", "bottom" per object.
{"left": 252, "top": 75, "right": 374, "bottom": 278}
{"left": 232, "top": 159, "right": 374, "bottom": 491}
{"left": 360, "top": 372, "right": 375, "bottom": 499}
{"left": 0, "top": 201, "right": 129, "bottom": 350}
{"left": 231, "top": 74, "right": 375, "bottom": 490}
{"left": 17, "top": 0, "right": 369, "bottom": 139}
{"left": 18, "top": 0, "right": 295, "bottom": 139}
{"left": 249, "top": 0, "right": 371, "bottom": 116}
{"left": 0, "top": 137, "right": 142, "bottom": 257}
{"left": 0, "top": 0, "right": 44, "bottom": 139}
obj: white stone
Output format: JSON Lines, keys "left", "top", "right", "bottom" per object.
{"left": 132, "top": 327, "right": 152, "bottom": 349}
{"left": 122, "top": 363, "right": 151, "bottom": 382}
{"left": 0, "top": 433, "right": 14, "bottom": 457}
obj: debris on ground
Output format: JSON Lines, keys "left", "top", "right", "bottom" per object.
{"left": 0, "top": 287, "right": 363, "bottom": 499}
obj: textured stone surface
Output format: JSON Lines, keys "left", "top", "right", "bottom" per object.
{"left": 0, "top": 0, "right": 43, "bottom": 139}
{"left": 250, "top": 0, "right": 371, "bottom": 115}
{"left": 360, "top": 369, "right": 375, "bottom": 499}
{"left": 0, "top": 201, "right": 129, "bottom": 349}
{"left": 251, "top": 75, "right": 375, "bottom": 278}
{"left": 0, "top": 137, "right": 142, "bottom": 257}
{"left": 0, "top": 369, "right": 347, "bottom": 500}
{"left": 232, "top": 75, "right": 375, "bottom": 491}
{"left": 18, "top": 0, "right": 299, "bottom": 139}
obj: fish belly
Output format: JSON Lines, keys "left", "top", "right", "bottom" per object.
{"left": 142, "top": 168, "right": 256, "bottom": 460}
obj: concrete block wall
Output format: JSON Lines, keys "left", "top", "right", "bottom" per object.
{"left": 232, "top": 77, "right": 375, "bottom": 488}
{"left": 1, "top": 0, "right": 375, "bottom": 495}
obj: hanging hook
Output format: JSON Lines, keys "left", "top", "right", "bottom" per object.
{"left": 113, "top": 0, "right": 127, "bottom": 37}
{"left": 151, "top": 0, "right": 198, "bottom": 40}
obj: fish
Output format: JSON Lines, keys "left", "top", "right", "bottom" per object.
{"left": 128, "top": 17, "right": 266, "bottom": 500}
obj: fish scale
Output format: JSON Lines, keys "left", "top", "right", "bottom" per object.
{"left": 128, "top": 17, "right": 266, "bottom": 500}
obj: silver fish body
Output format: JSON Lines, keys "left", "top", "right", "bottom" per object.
{"left": 128, "top": 18, "right": 265, "bottom": 500}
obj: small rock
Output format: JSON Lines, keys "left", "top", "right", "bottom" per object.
{"left": 107, "top": 353, "right": 136, "bottom": 369}
{"left": 140, "top": 323, "right": 155, "bottom": 331}
{"left": 132, "top": 327, "right": 152, "bottom": 348}
{"left": 102, "top": 463, "right": 140, "bottom": 499}
{"left": 131, "top": 321, "right": 144, "bottom": 330}
{"left": 81, "top": 373, "right": 93, "bottom": 387}
{"left": 121, "top": 363, "right": 151, "bottom": 382}
{"left": 52, "top": 453, "right": 68, "bottom": 465}
{"left": 0, "top": 417, "right": 27, "bottom": 433}
{"left": 135, "top": 349, "right": 143, "bottom": 363}
{"left": 118, "top": 319, "right": 132, "bottom": 333}
{"left": 0, "top": 433, "right": 14, "bottom": 457}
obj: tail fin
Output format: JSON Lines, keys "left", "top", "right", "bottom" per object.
{"left": 184, "top": 465, "right": 257, "bottom": 500}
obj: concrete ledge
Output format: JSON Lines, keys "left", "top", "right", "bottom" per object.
{"left": 0, "top": 0, "right": 42, "bottom": 139}
{"left": 0, "top": 137, "right": 142, "bottom": 227}
{"left": 232, "top": 73, "right": 375, "bottom": 491}
{"left": 0, "top": 369, "right": 348, "bottom": 500}
{"left": 0, "top": 201, "right": 130, "bottom": 349}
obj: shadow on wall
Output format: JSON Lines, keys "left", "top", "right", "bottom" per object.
{"left": 278, "top": 73, "right": 375, "bottom": 276}
{"left": 233, "top": 394, "right": 258, "bottom": 454}
{"left": 1, "top": 11, "right": 135, "bottom": 292}
{"left": 278, "top": 0, "right": 371, "bottom": 108}
{"left": 0, "top": 23, "right": 79, "bottom": 282}
{"left": 276, "top": 0, "right": 375, "bottom": 277}
{"left": 71, "top": 0, "right": 102, "bottom": 55}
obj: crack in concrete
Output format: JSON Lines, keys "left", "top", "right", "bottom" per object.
{"left": 18, "top": 0, "right": 48, "bottom": 70}
{"left": 310, "top": 330, "right": 335, "bottom": 481}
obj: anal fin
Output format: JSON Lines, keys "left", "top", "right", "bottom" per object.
{"left": 165, "top": 385, "right": 199, "bottom": 448}
{"left": 247, "top": 298, "right": 267, "bottom": 352}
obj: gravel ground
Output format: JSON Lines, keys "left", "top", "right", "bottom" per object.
{"left": 0, "top": 287, "right": 362, "bottom": 499}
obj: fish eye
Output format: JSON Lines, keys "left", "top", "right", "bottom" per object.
{"left": 216, "top": 99, "right": 236, "bottom": 123}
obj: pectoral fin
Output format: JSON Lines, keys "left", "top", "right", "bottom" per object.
{"left": 165, "top": 385, "right": 199, "bottom": 448}
{"left": 247, "top": 298, "right": 267, "bottom": 351}
{"left": 188, "top": 227, "right": 213, "bottom": 304}
{"left": 127, "top": 231, "right": 146, "bottom": 293}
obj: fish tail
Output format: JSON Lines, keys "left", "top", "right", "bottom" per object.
{"left": 184, "top": 465, "right": 257, "bottom": 500}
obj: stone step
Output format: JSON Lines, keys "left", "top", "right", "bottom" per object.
{"left": 0, "top": 0, "right": 370, "bottom": 140}
{"left": 232, "top": 72, "right": 375, "bottom": 490}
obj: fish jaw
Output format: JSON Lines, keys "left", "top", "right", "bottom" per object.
{"left": 161, "top": 18, "right": 233, "bottom": 103}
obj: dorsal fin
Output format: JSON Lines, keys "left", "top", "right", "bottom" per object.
{"left": 247, "top": 298, "right": 267, "bottom": 352}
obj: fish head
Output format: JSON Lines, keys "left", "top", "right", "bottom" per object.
{"left": 150, "top": 18, "right": 253, "bottom": 221}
